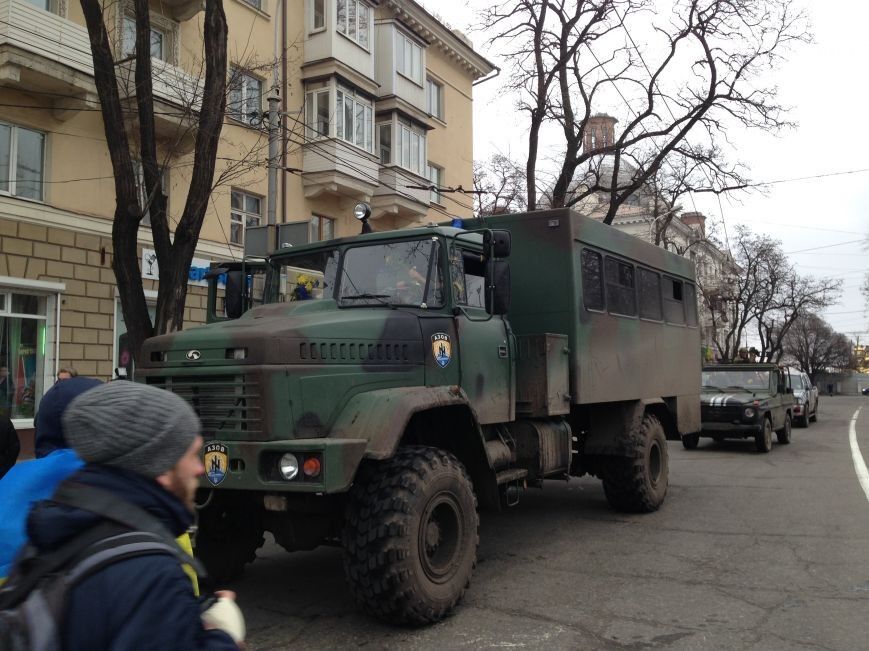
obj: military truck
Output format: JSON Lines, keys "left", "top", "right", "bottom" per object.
{"left": 137, "top": 207, "right": 701, "bottom": 624}
{"left": 690, "top": 363, "right": 794, "bottom": 452}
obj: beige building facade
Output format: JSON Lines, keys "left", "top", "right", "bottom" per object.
{"left": 0, "top": 0, "right": 494, "bottom": 435}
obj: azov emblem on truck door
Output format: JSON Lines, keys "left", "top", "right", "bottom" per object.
{"left": 204, "top": 442, "right": 228, "bottom": 486}
{"left": 431, "top": 333, "right": 452, "bottom": 368}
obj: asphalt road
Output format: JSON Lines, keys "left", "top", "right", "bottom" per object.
{"left": 232, "top": 396, "right": 869, "bottom": 650}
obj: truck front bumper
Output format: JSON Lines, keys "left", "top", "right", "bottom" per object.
{"left": 700, "top": 422, "right": 763, "bottom": 437}
{"left": 199, "top": 438, "right": 368, "bottom": 493}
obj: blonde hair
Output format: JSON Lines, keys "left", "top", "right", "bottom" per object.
{"left": 57, "top": 367, "right": 78, "bottom": 379}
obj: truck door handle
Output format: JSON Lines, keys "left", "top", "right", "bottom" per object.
{"left": 498, "top": 345, "right": 508, "bottom": 358}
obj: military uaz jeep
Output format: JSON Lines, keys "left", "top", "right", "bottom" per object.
{"left": 689, "top": 363, "right": 795, "bottom": 452}
{"left": 138, "top": 207, "right": 701, "bottom": 624}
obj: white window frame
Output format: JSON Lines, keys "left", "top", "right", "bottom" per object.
{"left": 304, "top": 82, "right": 332, "bottom": 140}
{"left": 118, "top": 5, "right": 178, "bottom": 64}
{"left": 396, "top": 30, "right": 423, "bottom": 85}
{"left": 310, "top": 214, "right": 335, "bottom": 242}
{"left": 241, "top": 0, "right": 263, "bottom": 10}
{"left": 336, "top": 0, "right": 370, "bottom": 49}
{"left": 0, "top": 277, "right": 64, "bottom": 430}
{"left": 427, "top": 163, "right": 443, "bottom": 205}
{"left": 336, "top": 86, "right": 373, "bottom": 153}
{"left": 228, "top": 68, "right": 264, "bottom": 126}
{"left": 377, "top": 122, "right": 392, "bottom": 164}
{"left": 0, "top": 121, "right": 45, "bottom": 202}
{"left": 230, "top": 189, "right": 263, "bottom": 245}
{"left": 397, "top": 119, "right": 425, "bottom": 176}
{"left": 309, "top": 0, "right": 325, "bottom": 32}
{"left": 426, "top": 77, "right": 443, "bottom": 120}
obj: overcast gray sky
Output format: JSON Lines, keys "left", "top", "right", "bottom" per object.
{"left": 430, "top": 0, "right": 868, "bottom": 343}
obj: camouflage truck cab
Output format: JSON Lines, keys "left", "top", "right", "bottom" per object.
{"left": 138, "top": 206, "right": 701, "bottom": 625}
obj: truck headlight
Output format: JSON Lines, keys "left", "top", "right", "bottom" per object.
{"left": 278, "top": 453, "right": 299, "bottom": 480}
{"left": 744, "top": 407, "right": 755, "bottom": 418}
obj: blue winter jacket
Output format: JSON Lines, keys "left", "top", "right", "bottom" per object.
{"left": 25, "top": 464, "right": 237, "bottom": 650}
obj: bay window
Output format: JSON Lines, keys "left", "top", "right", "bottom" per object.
{"left": 396, "top": 31, "right": 423, "bottom": 84}
{"left": 305, "top": 85, "right": 331, "bottom": 139}
{"left": 397, "top": 120, "right": 425, "bottom": 175}
{"left": 336, "top": 87, "right": 373, "bottom": 152}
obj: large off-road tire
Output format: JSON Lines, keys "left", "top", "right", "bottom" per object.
{"left": 776, "top": 414, "right": 792, "bottom": 444}
{"left": 682, "top": 433, "right": 700, "bottom": 450}
{"left": 195, "top": 491, "right": 265, "bottom": 584}
{"left": 602, "top": 414, "right": 668, "bottom": 513}
{"left": 755, "top": 418, "right": 773, "bottom": 453}
{"left": 342, "top": 446, "right": 479, "bottom": 625}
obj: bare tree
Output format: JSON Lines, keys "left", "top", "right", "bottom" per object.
{"left": 705, "top": 226, "right": 838, "bottom": 362}
{"left": 80, "top": 0, "right": 229, "bottom": 365}
{"left": 473, "top": 154, "right": 528, "bottom": 216}
{"left": 782, "top": 313, "right": 855, "bottom": 382}
{"left": 479, "top": 0, "right": 808, "bottom": 218}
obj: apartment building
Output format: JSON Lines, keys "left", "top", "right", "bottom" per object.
{"left": 0, "top": 0, "right": 494, "bottom": 436}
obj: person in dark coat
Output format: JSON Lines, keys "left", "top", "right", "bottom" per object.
{"left": 0, "top": 415, "right": 18, "bottom": 479}
{"left": 22, "top": 381, "right": 242, "bottom": 649}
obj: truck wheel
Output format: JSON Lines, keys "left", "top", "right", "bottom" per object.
{"left": 602, "top": 414, "right": 668, "bottom": 513}
{"left": 776, "top": 414, "right": 792, "bottom": 444}
{"left": 682, "top": 433, "right": 700, "bottom": 450}
{"left": 755, "top": 418, "right": 773, "bottom": 453}
{"left": 195, "top": 492, "right": 264, "bottom": 583}
{"left": 342, "top": 446, "right": 479, "bottom": 625}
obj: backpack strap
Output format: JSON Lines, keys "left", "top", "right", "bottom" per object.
{"left": 50, "top": 482, "right": 206, "bottom": 578}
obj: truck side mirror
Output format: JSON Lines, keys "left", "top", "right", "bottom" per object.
{"left": 485, "top": 260, "right": 511, "bottom": 315}
{"left": 225, "top": 270, "right": 244, "bottom": 319}
{"left": 484, "top": 230, "right": 511, "bottom": 258}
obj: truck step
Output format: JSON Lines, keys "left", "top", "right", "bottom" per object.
{"left": 496, "top": 468, "right": 528, "bottom": 485}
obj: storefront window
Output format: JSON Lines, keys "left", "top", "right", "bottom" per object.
{"left": 0, "top": 292, "right": 48, "bottom": 419}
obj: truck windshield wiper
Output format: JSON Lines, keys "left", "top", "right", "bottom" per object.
{"left": 343, "top": 293, "right": 391, "bottom": 300}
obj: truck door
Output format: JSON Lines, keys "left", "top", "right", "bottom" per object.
{"left": 450, "top": 245, "right": 513, "bottom": 424}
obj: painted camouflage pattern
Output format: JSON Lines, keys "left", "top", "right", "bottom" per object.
{"left": 137, "top": 208, "right": 701, "bottom": 493}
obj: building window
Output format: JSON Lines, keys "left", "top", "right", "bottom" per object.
{"left": 311, "top": 0, "right": 324, "bottom": 30}
{"left": 305, "top": 85, "right": 331, "bottom": 139}
{"left": 427, "top": 164, "right": 443, "bottom": 204}
{"left": 230, "top": 190, "right": 262, "bottom": 244}
{"left": 426, "top": 78, "right": 443, "bottom": 120}
{"left": 336, "top": 86, "right": 373, "bottom": 152}
{"left": 396, "top": 31, "right": 423, "bottom": 84}
{"left": 310, "top": 215, "right": 334, "bottom": 242}
{"left": 122, "top": 16, "right": 167, "bottom": 60}
{"left": 336, "top": 0, "right": 370, "bottom": 49}
{"left": 228, "top": 68, "right": 263, "bottom": 125}
{"left": 241, "top": 0, "right": 262, "bottom": 9}
{"left": 397, "top": 120, "right": 425, "bottom": 175}
{"left": 378, "top": 123, "right": 391, "bottom": 164}
{"left": 0, "top": 122, "right": 45, "bottom": 201}
{"left": 133, "top": 161, "right": 169, "bottom": 227}
{"left": 0, "top": 291, "right": 50, "bottom": 420}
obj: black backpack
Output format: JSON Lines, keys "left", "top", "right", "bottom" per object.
{"left": 0, "top": 482, "right": 205, "bottom": 651}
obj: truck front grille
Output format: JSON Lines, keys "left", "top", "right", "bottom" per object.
{"left": 702, "top": 405, "right": 742, "bottom": 423}
{"left": 147, "top": 375, "right": 263, "bottom": 439}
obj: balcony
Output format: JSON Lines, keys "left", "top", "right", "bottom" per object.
{"left": 370, "top": 166, "right": 430, "bottom": 226}
{"left": 301, "top": 138, "right": 380, "bottom": 201}
{"left": 0, "top": 0, "right": 202, "bottom": 136}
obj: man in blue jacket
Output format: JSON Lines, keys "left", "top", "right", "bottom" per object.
{"left": 23, "top": 381, "right": 243, "bottom": 649}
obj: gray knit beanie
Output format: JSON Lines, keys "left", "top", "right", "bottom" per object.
{"left": 62, "top": 381, "right": 200, "bottom": 478}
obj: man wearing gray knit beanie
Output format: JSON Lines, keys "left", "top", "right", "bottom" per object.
{"left": 11, "top": 381, "right": 245, "bottom": 650}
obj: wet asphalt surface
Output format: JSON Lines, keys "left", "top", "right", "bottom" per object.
{"left": 230, "top": 396, "right": 869, "bottom": 650}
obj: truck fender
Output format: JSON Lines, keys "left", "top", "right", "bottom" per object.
{"left": 583, "top": 400, "right": 646, "bottom": 457}
{"left": 329, "top": 385, "right": 478, "bottom": 460}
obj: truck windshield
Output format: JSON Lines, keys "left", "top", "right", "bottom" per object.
{"left": 268, "top": 238, "right": 444, "bottom": 308}
{"left": 702, "top": 370, "right": 771, "bottom": 392}
{"left": 340, "top": 239, "right": 444, "bottom": 307}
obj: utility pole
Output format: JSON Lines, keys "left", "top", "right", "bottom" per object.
{"left": 267, "top": 84, "right": 281, "bottom": 249}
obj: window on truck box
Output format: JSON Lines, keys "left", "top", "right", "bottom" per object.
{"left": 637, "top": 267, "right": 663, "bottom": 321}
{"left": 605, "top": 257, "right": 637, "bottom": 317}
{"left": 684, "top": 282, "right": 698, "bottom": 327}
{"left": 581, "top": 249, "right": 604, "bottom": 311}
{"left": 663, "top": 276, "right": 685, "bottom": 324}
